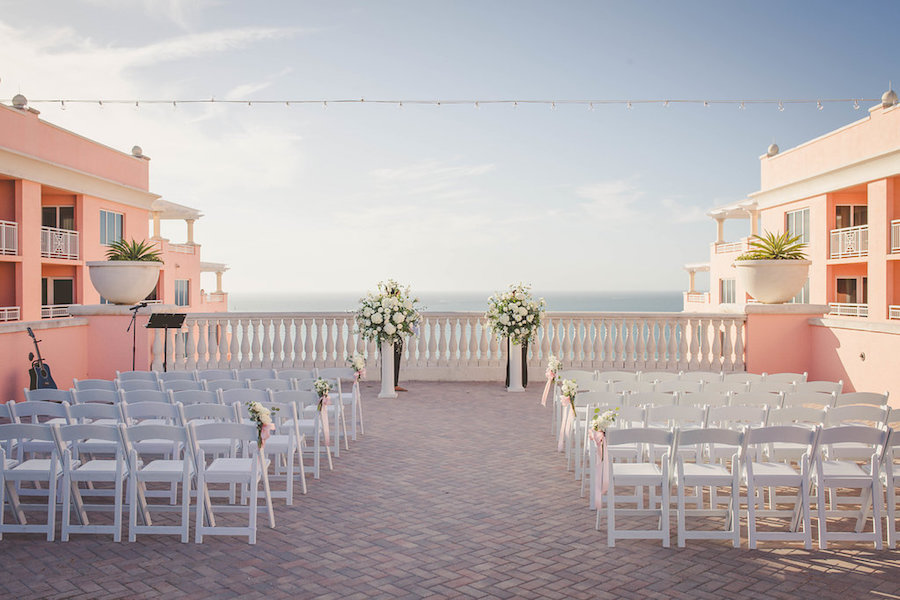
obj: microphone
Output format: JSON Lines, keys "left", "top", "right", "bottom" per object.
{"left": 129, "top": 301, "right": 149, "bottom": 311}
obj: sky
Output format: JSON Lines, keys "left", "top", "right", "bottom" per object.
{"left": 0, "top": 1, "right": 898, "bottom": 294}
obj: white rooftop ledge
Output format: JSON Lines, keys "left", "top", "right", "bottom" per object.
{"left": 810, "top": 317, "right": 900, "bottom": 335}
{"left": 68, "top": 303, "right": 179, "bottom": 316}
{"left": 744, "top": 304, "right": 830, "bottom": 315}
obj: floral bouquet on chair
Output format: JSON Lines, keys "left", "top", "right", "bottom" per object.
{"left": 541, "top": 354, "right": 563, "bottom": 406}
{"left": 589, "top": 407, "right": 618, "bottom": 497}
{"left": 348, "top": 353, "right": 366, "bottom": 381}
{"left": 484, "top": 283, "right": 545, "bottom": 345}
{"left": 247, "top": 401, "right": 277, "bottom": 448}
{"left": 314, "top": 377, "right": 332, "bottom": 412}
{"left": 557, "top": 379, "right": 578, "bottom": 452}
{"left": 355, "top": 279, "right": 422, "bottom": 345}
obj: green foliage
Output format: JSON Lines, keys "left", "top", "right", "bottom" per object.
{"left": 105, "top": 239, "right": 163, "bottom": 262}
{"left": 736, "top": 231, "right": 807, "bottom": 261}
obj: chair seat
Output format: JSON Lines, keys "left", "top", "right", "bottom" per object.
{"left": 679, "top": 463, "right": 733, "bottom": 485}
{"left": 138, "top": 459, "right": 193, "bottom": 480}
{"left": 746, "top": 461, "right": 801, "bottom": 485}
{"left": 828, "top": 442, "right": 877, "bottom": 460}
{"left": 204, "top": 457, "right": 270, "bottom": 483}
{"left": 818, "top": 460, "right": 874, "bottom": 486}
{"left": 8, "top": 459, "right": 62, "bottom": 480}
{"left": 70, "top": 460, "right": 126, "bottom": 481}
{"left": 612, "top": 462, "right": 663, "bottom": 483}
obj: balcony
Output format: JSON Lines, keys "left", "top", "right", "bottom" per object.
{"left": 0, "top": 220, "right": 17, "bottom": 255}
{"left": 169, "top": 242, "right": 196, "bottom": 255}
{"left": 890, "top": 305, "right": 900, "bottom": 320}
{"left": 829, "top": 302, "right": 868, "bottom": 317}
{"left": 41, "top": 226, "right": 79, "bottom": 260}
{"left": 714, "top": 239, "right": 749, "bottom": 254}
{"left": 0, "top": 306, "right": 19, "bottom": 322}
{"left": 684, "top": 292, "right": 709, "bottom": 303}
{"left": 829, "top": 225, "right": 868, "bottom": 259}
{"left": 892, "top": 220, "right": 900, "bottom": 253}
{"left": 41, "top": 304, "right": 71, "bottom": 319}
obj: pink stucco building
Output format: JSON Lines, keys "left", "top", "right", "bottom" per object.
{"left": 0, "top": 96, "right": 228, "bottom": 322}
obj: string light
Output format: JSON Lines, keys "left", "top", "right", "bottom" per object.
{"left": 626, "top": 101, "right": 633, "bottom": 110}
{"left": 854, "top": 99, "right": 860, "bottom": 110}
{"left": 663, "top": 100, "right": 669, "bottom": 108}
{"left": 778, "top": 101, "right": 785, "bottom": 112}
{"left": 817, "top": 100, "right": 824, "bottom": 111}
{"left": 550, "top": 101, "right": 556, "bottom": 110}
{"left": 703, "top": 100, "right": 709, "bottom": 107}
{"left": 739, "top": 101, "right": 745, "bottom": 110}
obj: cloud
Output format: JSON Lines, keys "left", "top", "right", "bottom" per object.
{"left": 575, "top": 179, "right": 642, "bottom": 222}
{"left": 660, "top": 197, "right": 709, "bottom": 223}
{"left": 79, "top": 0, "right": 218, "bottom": 30}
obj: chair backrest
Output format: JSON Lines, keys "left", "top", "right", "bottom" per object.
{"left": 680, "top": 370, "right": 723, "bottom": 384}
{"left": 558, "top": 371, "right": 599, "bottom": 392}
{"left": 597, "top": 370, "right": 638, "bottom": 383}
{"left": 157, "top": 370, "right": 197, "bottom": 382}
{"left": 677, "top": 390, "right": 729, "bottom": 408}
{"left": 723, "top": 372, "right": 764, "bottom": 384}
{"left": 763, "top": 371, "right": 808, "bottom": 385}
{"left": 0, "top": 422, "right": 60, "bottom": 445}
{"left": 743, "top": 425, "right": 817, "bottom": 449}
{"left": 120, "top": 400, "right": 183, "bottom": 426}
{"left": 833, "top": 391, "right": 889, "bottom": 408}
{"left": 116, "top": 370, "right": 160, "bottom": 382}
{"left": 731, "top": 391, "right": 782, "bottom": 409}
{"left": 235, "top": 368, "right": 278, "bottom": 381}
{"left": 607, "top": 426, "right": 673, "bottom": 448}
{"left": 219, "top": 388, "right": 268, "bottom": 406}
{"left": 677, "top": 427, "right": 742, "bottom": 452}
{"left": 170, "top": 389, "right": 220, "bottom": 406}
{"left": 235, "top": 399, "right": 295, "bottom": 425}
{"left": 180, "top": 402, "right": 239, "bottom": 423}
{"left": 276, "top": 369, "right": 315, "bottom": 380}
{"left": 610, "top": 380, "right": 656, "bottom": 394}
{"left": 196, "top": 369, "right": 236, "bottom": 381}
{"left": 628, "top": 391, "right": 677, "bottom": 408}
{"left": 766, "top": 406, "right": 825, "bottom": 427}
{"left": 247, "top": 378, "right": 291, "bottom": 392}
{"left": 707, "top": 405, "right": 768, "bottom": 429}
{"left": 781, "top": 391, "right": 835, "bottom": 409}
{"left": 23, "top": 388, "right": 74, "bottom": 403}
{"left": 318, "top": 367, "right": 356, "bottom": 380}
{"left": 796, "top": 380, "right": 843, "bottom": 395}
{"left": 190, "top": 422, "right": 258, "bottom": 456}
{"left": 639, "top": 371, "right": 680, "bottom": 383}
{"left": 119, "top": 389, "right": 170, "bottom": 404}
{"left": 203, "top": 379, "right": 246, "bottom": 392}
{"left": 575, "top": 391, "right": 623, "bottom": 409}
{"left": 10, "top": 400, "right": 71, "bottom": 423}
{"left": 122, "top": 424, "right": 191, "bottom": 457}
{"left": 116, "top": 379, "right": 162, "bottom": 392}
{"left": 703, "top": 381, "right": 749, "bottom": 394}
{"left": 655, "top": 380, "right": 702, "bottom": 394}
{"left": 748, "top": 381, "right": 795, "bottom": 394}
{"left": 72, "top": 389, "right": 118, "bottom": 405}
{"left": 816, "top": 425, "right": 887, "bottom": 449}
{"left": 74, "top": 378, "right": 117, "bottom": 391}
{"left": 824, "top": 404, "right": 890, "bottom": 428}
{"left": 268, "top": 389, "right": 320, "bottom": 410}
{"left": 162, "top": 380, "right": 203, "bottom": 392}
{"left": 57, "top": 423, "right": 122, "bottom": 446}
{"left": 646, "top": 404, "right": 706, "bottom": 429}
{"left": 68, "top": 402, "right": 121, "bottom": 424}
{"left": 294, "top": 378, "right": 316, "bottom": 392}
{"left": 609, "top": 405, "right": 645, "bottom": 428}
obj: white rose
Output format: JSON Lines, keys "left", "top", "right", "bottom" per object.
{"left": 372, "top": 313, "right": 383, "bottom": 324}
{"left": 499, "top": 314, "right": 510, "bottom": 325}
{"left": 404, "top": 300, "right": 413, "bottom": 309}
{"left": 519, "top": 307, "right": 527, "bottom": 316}
{"left": 527, "top": 315, "right": 534, "bottom": 322}
{"left": 364, "top": 307, "right": 373, "bottom": 317}
{"left": 393, "top": 312, "right": 405, "bottom": 323}
{"left": 384, "top": 323, "right": 396, "bottom": 335}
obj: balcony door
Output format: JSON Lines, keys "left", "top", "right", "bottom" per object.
{"left": 835, "top": 205, "right": 867, "bottom": 229}
{"left": 835, "top": 277, "right": 868, "bottom": 304}
{"left": 42, "top": 206, "right": 75, "bottom": 230}
{"left": 41, "top": 277, "right": 74, "bottom": 305}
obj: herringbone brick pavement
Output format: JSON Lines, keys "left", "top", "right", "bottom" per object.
{"left": 1, "top": 382, "right": 898, "bottom": 599}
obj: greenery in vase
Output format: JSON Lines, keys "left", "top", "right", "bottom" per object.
{"left": 105, "top": 239, "right": 163, "bottom": 262}
{"left": 355, "top": 279, "right": 422, "bottom": 345}
{"left": 735, "top": 231, "right": 807, "bottom": 261}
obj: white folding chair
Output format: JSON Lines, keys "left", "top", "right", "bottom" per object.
{"left": 765, "top": 406, "right": 825, "bottom": 462}
{"left": 236, "top": 400, "right": 306, "bottom": 502}
{"left": 704, "top": 381, "right": 749, "bottom": 395}
{"left": 707, "top": 405, "right": 768, "bottom": 464}
{"left": 0, "top": 423, "right": 62, "bottom": 540}
{"left": 597, "top": 371, "right": 638, "bottom": 383}
{"left": 204, "top": 379, "right": 246, "bottom": 392}
{"left": 23, "top": 388, "right": 74, "bottom": 403}
{"left": 269, "top": 390, "right": 332, "bottom": 479}
{"left": 763, "top": 372, "right": 808, "bottom": 385}
{"left": 319, "top": 367, "right": 362, "bottom": 441}
{"left": 74, "top": 379, "right": 117, "bottom": 392}
{"left": 122, "top": 424, "right": 194, "bottom": 542}
{"left": 247, "top": 378, "right": 291, "bottom": 392}
{"left": 674, "top": 428, "right": 743, "bottom": 547}
{"left": 8, "top": 400, "right": 71, "bottom": 458}
{"left": 66, "top": 403, "right": 121, "bottom": 455}
{"left": 680, "top": 370, "right": 723, "bottom": 386}
{"left": 572, "top": 391, "right": 623, "bottom": 477}
{"left": 597, "top": 427, "right": 673, "bottom": 547}
{"left": 196, "top": 369, "right": 237, "bottom": 381}
{"left": 276, "top": 369, "right": 315, "bottom": 381}
{"left": 119, "top": 389, "right": 170, "bottom": 404}
{"left": 796, "top": 380, "right": 843, "bottom": 396}
{"left": 731, "top": 391, "right": 782, "bottom": 409}
{"left": 72, "top": 389, "right": 118, "bottom": 405}
{"left": 162, "top": 380, "right": 204, "bottom": 392}
{"left": 724, "top": 372, "right": 764, "bottom": 385}
{"left": 882, "top": 428, "right": 900, "bottom": 548}
{"left": 117, "top": 371, "right": 160, "bottom": 383}
{"left": 813, "top": 425, "right": 887, "bottom": 550}
{"left": 655, "top": 380, "right": 702, "bottom": 395}
{"left": 781, "top": 391, "right": 835, "bottom": 409}
{"left": 315, "top": 375, "right": 348, "bottom": 454}
{"left": 677, "top": 390, "right": 729, "bottom": 408}
{"left": 748, "top": 381, "right": 795, "bottom": 395}
{"left": 170, "top": 390, "right": 220, "bottom": 406}
{"left": 157, "top": 371, "right": 198, "bottom": 383}
{"left": 192, "top": 422, "right": 274, "bottom": 544}
{"left": 235, "top": 368, "right": 278, "bottom": 382}
{"left": 824, "top": 405, "right": 890, "bottom": 461}
{"left": 116, "top": 379, "right": 162, "bottom": 392}
{"left": 57, "top": 424, "right": 127, "bottom": 542}
{"left": 742, "top": 425, "right": 817, "bottom": 549}
{"left": 639, "top": 371, "right": 680, "bottom": 383}
{"left": 610, "top": 380, "right": 656, "bottom": 394}
{"left": 834, "top": 392, "right": 890, "bottom": 408}
{"left": 627, "top": 391, "right": 677, "bottom": 408}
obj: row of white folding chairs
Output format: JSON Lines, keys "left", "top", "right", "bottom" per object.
{"left": 559, "top": 376, "right": 842, "bottom": 396}
{"left": 113, "top": 367, "right": 355, "bottom": 384}
{"left": 584, "top": 424, "right": 900, "bottom": 550}
{"left": 4, "top": 390, "right": 333, "bottom": 480}
{"left": 0, "top": 420, "right": 282, "bottom": 544}
{"left": 574, "top": 390, "right": 886, "bottom": 410}
{"left": 558, "top": 369, "right": 810, "bottom": 385}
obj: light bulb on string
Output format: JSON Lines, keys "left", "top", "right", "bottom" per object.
{"left": 513, "top": 101, "right": 518, "bottom": 109}
{"left": 588, "top": 102, "right": 594, "bottom": 111}
{"left": 98, "top": 100, "right": 103, "bottom": 109}
{"left": 398, "top": 102, "right": 403, "bottom": 109}
{"left": 817, "top": 101, "right": 824, "bottom": 111}
{"left": 778, "top": 101, "right": 784, "bottom": 112}
{"left": 854, "top": 99, "right": 860, "bottom": 110}
{"left": 322, "top": 101, "right": 327, "bottom": 109}
{"left": 550, "top": 101, "right": 556, "bottom": 110}
{"left": 60, "top": 100, "right": 65, "bottom": 110}
{"left": 173, "top": 101, "right": 177, "bottom": 110}
{"left": 703, "top": 100, "right": 709, "bottom": 108}
{"left": 626, "top": 101, "right": 633, "bottom": 110}
{"left": 663, "top": 100, "right": 669, "bottom": 108}
{"left": 285, "top": 101, "right": 290, "bottom": 107}
{"left": 739, "top": 101, "right": 745, "bottom": 110}
{"left": 474, "top": 101, "right": 479, "bottom": 109}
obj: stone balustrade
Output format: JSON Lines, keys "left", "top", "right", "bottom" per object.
{"left": 152, "top": 311, "right": 746, "bottom": 381}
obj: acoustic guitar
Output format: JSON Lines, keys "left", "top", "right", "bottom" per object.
{"left": 27, "top": 327, "right": 57, "bottom": 390}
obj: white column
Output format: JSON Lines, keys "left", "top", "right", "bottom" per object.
{"left": 186, "top": 219, "right": 195, "bottom": 244}
{"left": 748, "top": 209, "right": 759, "bottom": 236}
{"left": 507, "top": 340, "right": 525, "bottom": 392}
{"left": 152, "top": 211, "right": 161, "bottom": 239}
{"left": 378, "top": 341, "right": 398, "bottom": 398}
{"left": 215, "top": 271, "right": 224, "bottom": 294}
{"left": 715, "top": 218, "right": 725, "bottom": 244}
{"left": 688, "top": 269, "right": 697, "bottom": 294}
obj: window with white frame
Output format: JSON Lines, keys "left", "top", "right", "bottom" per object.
{"left": 99, "top": 210, "right": 123, "bottom": 245}
{"left": 785, "top": 208, "right": 810, "bottom": 244}
{"left": 719, "top": 278, "right": 736, "bottom": 304}
{"left": 42, "top": 206, "right": 75, "bottom": 230}
{"left": 174, "top": 279, "right": 190, "bottom": 306}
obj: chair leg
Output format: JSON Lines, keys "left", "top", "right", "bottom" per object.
{"left": 661, "top": 480, "right": 671, "bottom": 548}
{"left": 128, "top": 475, "right": 138, "bottom": 542}
{"left": 195, "top": 471, "right": 205, "bottom": 544}
{"left": 61, "top": 473, "right": 72, "bottom": 542}
{"left": 677, "top": 478, "right": 686, "bottom": 548}
{"left": 746, "top": 478, "right": 757, "bottom": 550}
{"left": 816, "top": 479, "right": 828, "bottom": 550}
{"left": 607, "top": 483, "right": 616, "bottom": 547}
{"left": 887, "top": 480, "right": 897, "bottom": 549}
{"left": 180, "top": 475, "right": 190, "bottom": 543}
{"left": 47, "top": 472, "right": 58, "bottom": 542}
{"left": 113, "top": 473, "right": 124, "bottom": 543}
{"left": 873, "top": 479, "right": 884, "bottom": 551}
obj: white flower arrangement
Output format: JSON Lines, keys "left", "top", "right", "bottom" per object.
{"left": 348, "top": 353, "right": 366, "bottom": 376}
{"left": 314, "top": 377, "right": 332, "bottom": 411}
{"left": 247, "top": 401, "right": 278, "bottom": 447}
{"left": 355, "top": 279, "right": 422, "bottom": 345}
{"left": 484, "top": 283, "right": 545, "bottom": 345}
{"left": 590, "top": 407, "right": 619, "bottom": 432}
{"left": 546, "top": 354, "right": 562, "bottom": 377}
{"left": 560, "top": 378, "right": 578, "bottom": 399}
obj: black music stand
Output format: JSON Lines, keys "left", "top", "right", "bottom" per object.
{"left": 146, "top": 313, "right": 186, "bottom": 372}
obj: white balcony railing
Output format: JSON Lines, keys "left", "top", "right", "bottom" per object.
{"left": 0, "top": 306, "right": 20, "bottom": 321}
{"left": 169, "top": 243, "right": 196, "bottom": 254}
{"left": 0, "top": 220, "right": 17, "bottom": 255}
{"left": 829, "top": 303, "right": 868, "bottom": 317}
{"left": 892, "top": 220, "right": 900, "bottom": 254}
{"left": 889, "top": 305, "right": 900, "bottom": 320}
{"left": 151, "top": 311, "right": 747, "bottom": 378}
{"left": 41, "top": 304, "right": 71, "bottom": 319}
{"left": 714, "top": 240, "right": 748, "bottom": 254}
{"left": 203, "top": 292, "right": 227, "bottom": 304}
{"left": 685, "top": 292, "right": 709, "bottom": 303}
{"left": 41, "top": 226, "right": 79, "bottom": 260}
{"left": 830, "top": 225, "right": 868, "bottom": 259}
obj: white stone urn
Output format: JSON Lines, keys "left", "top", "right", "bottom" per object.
{"left": 87, "top": 261, "right": 161, "bottom": 305}
{"left": 733, "top": 259, "right": 811, "bottom": 304}
{"left": 378, "top": 340, "right": 398, "bottom": 399}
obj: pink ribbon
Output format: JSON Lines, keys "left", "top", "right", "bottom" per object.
{"left": 589, "top": 429, "right": 611, "bottom": 499}
{"left": 318, "top": 394, "right": 331, "bottom": 447}
{"left": 557, "top": 396, "right": 575, "bottom": 452}
{"left": 258, "top": 423, "right": 275, "bottom": 449}
{"left": 541, "top": 370, "right": 555, "bottom": 406}
{"left": 355, "top": 369, "right": 366, "bottom": 382}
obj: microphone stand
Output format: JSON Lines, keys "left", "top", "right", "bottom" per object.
{"left": 127, "top": 302, "right": 148, "bottom": 371}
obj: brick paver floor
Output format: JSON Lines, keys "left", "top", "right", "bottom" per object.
{"left": 2, "top": 382, "right": 899, "bottom": 599}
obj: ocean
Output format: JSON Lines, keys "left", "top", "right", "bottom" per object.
{"left": 227, "top": 291, "right": 684, "bottom": 313}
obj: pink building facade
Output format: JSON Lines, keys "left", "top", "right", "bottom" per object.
{"left": 0, "top": 97, "right": 227, "bottom": 400}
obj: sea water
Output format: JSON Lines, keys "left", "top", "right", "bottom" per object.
{"left": 227, "top": 290, "right": 684, "bottom": 313}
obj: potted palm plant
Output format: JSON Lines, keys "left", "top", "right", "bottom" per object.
{"left": 733, "top": 231, "right": 811, "bottom": 304}
{"left": 87, "top": 239, "right": 163, "bottom": 305}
